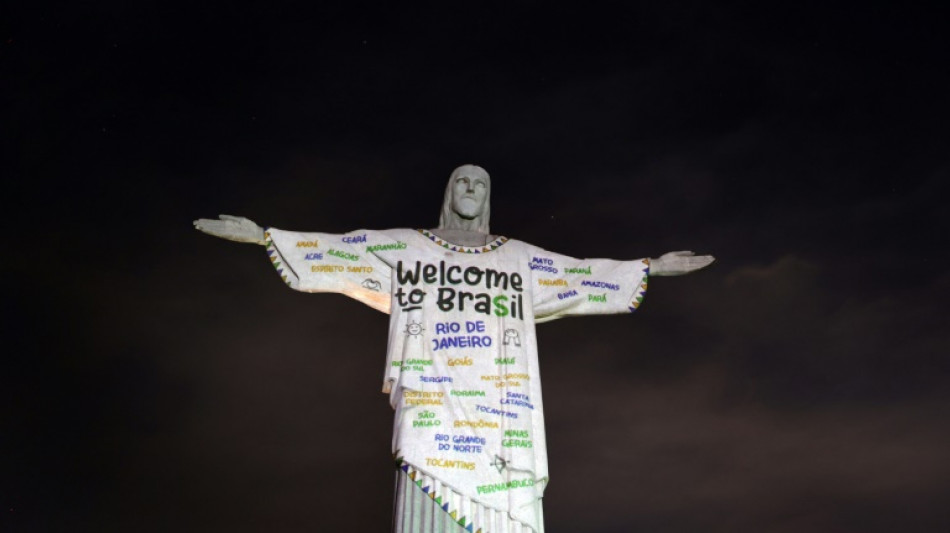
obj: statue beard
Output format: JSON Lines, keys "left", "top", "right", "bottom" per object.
{"left": 453, "top": 197, "right": 482, "bottom": 219}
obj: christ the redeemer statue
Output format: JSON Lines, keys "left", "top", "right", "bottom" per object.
{"left": 195, "top": 165, "right": 713, "bottom": 533}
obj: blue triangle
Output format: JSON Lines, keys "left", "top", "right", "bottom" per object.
{"left": 466, "top": 524, "right": 474, "bottom": 532}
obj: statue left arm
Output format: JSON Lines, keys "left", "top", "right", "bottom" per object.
{"left": 530, "top": 247, "right": 714, "bottom": 323}
{"left": 531, "top": 248, "right": 650, "bottom": 322}
{"left": 264, "top": 227, "right": 397, "bottom": 313}
{"left": 649, "top": 251, "right": 715, "bottom": 276}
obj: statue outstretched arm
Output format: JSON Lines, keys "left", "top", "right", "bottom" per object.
{"left": 193, "top": 215, "right": 266, "bottom": 245}
{"left": 649, "top": 251, "right": 715, "bottom": 276}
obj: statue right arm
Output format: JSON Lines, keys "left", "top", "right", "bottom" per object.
{"left": 529, "top": 245, "right": 650, "bottom": 323}
{"left": 262, "top": 227, "right": 398, "bottom": 313}
{"left": 194, "top": 217, "right": 402, "bottom": 313}
{"left": 193, "top": 215, "right": 266, "bottom": 244}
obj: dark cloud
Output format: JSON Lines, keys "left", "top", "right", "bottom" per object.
{"left": 547, "top": 371, "right": 950, "bottom": 532}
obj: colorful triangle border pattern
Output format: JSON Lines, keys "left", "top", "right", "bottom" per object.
{"left": 417, "top": 229, "right": 509, "bottom": 254}
{"left": 264, "top": 229, "right": 294, "bottom": 287}
{"left": 395, "top": 457, "right": 484, "bottom": 533}
{"left": 627, "top": 259, "right": 650, "bottom": 313}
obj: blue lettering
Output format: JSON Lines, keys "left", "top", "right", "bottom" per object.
{"left": 580, "top": 280, "right": 620, "bottom": 291}
{"left": 341, "top": 234, "right": 367, "bottom": 244}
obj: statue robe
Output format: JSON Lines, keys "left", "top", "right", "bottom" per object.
{"left": 264, "top": 228, "right": 649, "bottom": 533}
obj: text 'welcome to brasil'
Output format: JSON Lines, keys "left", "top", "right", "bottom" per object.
{"left": 395, "top": 260, "right": 525, "bottom": 319}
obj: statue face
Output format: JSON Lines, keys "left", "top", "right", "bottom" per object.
{"left": 450, "top": 167, "right": 489, "bottom": 220}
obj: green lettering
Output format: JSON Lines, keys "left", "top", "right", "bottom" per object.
{"left": 493, "top": 295, "right": 509, "bottom": 317}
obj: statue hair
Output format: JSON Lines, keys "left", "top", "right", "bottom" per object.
{"left": 438, "top": 164, "right": 491, "bottom": 233}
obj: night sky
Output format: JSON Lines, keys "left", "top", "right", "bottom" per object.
{"left": 4, "top": 2, "right": 949, "bottom": 532}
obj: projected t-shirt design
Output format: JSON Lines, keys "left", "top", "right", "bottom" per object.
{"left": 264, "top": 227, "right": 649, "bottom": 532}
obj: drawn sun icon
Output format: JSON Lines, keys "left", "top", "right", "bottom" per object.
{"left": 405, "top": 321, "right": 424, "bottom": 336}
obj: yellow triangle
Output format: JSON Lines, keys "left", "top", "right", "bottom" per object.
{"left": 409, "top": 471, "right": 417, "bottom": 481}
{"left": 449, "top": 510, "right": 458, "bottom": 520}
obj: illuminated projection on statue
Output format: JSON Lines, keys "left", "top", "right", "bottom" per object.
{"left": 194, "top": 164, "right": 714, "bottom": 533}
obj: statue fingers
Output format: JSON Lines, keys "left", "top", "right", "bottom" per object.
{"left": 660, "top": 250, "right": 694, "bottom": 260}
{"left": 194, "top": 216, "right": 263, "bottom": 243}
{"left": 194, "top": 218, "right": 217, "bottom": 231}
{"left": 221, "top": 215, "right": 262, "bottom": 233}
{"left": 194, "top": 217, "right": 221, "bottom": 228}
{"left": 194, "top": 219, "right": 230, "bottom": 236}
{"left": 687, "top": 255, "right": 715, "bottom": 270}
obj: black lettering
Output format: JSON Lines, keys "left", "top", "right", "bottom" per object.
{"left": 484, "top": 269, "right": 509, "bottom": 291}
{"left": 464, "top": 267, "right": 484, "bottom": 286}
{"left": 459, "top": 291, "right": 474, "bottom": 311}
{"left": 447, "top": 265, "right": 462, "bottom": 284}
{"left": 423, "top": 264, "right": 437, "bottom": 284}
{"left": 437, "top": 288, "right": 456, "bottom": 312}
{"left": 396, "top": 261, "right": 421, "bottom": 285}
{"left": 394, "top": 287, "right": 408, "bottom": 307}
{"left": 474, "top": 293, "right": 491, "bottom": 314}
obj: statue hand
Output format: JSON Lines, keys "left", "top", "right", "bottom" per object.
{"left": 193, "top": 214, "right": 266, "bottom": 245}
{"left": 650, "top": 251, "right": 715, "bottom": 276}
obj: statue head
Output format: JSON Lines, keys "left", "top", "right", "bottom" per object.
{"left": 439, "top": 164, "right": 491, "bottom": 233}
